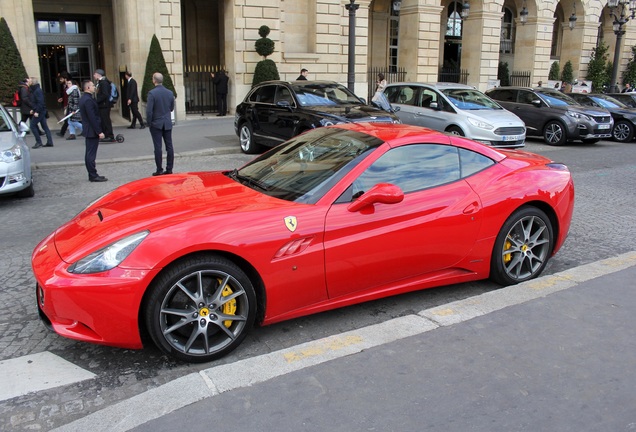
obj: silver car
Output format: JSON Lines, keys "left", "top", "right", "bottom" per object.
{"left": 384, "top": 82, "right": 526, "bottom": 148}
{"left": 0, "top": 104, "right": 33, "bottom": 198}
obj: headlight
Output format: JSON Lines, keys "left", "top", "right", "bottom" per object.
{"left": 67, "top": 231, "right": 149, "bottom": 274}
{"left": 1, "top": 145, "right": 23, "bottom": 163}
{"left": 566, "top": 111, "right": 591, "bottom": 121}
{"left": 467, "top": 117, "right": 494, "bottom": 130}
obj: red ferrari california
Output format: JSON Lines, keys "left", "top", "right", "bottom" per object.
{"left": 32, "top": 123, "right": 574, "bottom": 363}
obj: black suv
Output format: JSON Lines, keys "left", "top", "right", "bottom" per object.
{"left": 234, "top": 80, "right": 400, "bottom": 153}
{"left": 568, "top": 93, "right": 636, "bottom": 142}
{"left": 486, "top": 87, "right": 613, "bottom": 145}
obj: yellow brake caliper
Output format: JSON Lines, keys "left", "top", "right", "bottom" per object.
{"left": 221, "top": 281, "right": 237, "bottom": 328}
{"left": 503, "top": 239, "right": 512, "bottom": 264}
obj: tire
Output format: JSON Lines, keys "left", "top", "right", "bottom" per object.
{"left": 239, "top": 122, "right": 261, "bottom": 154}
{"left": 16, "top": 181, "right": 34, "bottom": 198}
{"left": 612, "top": 120, "right": 635, "bottom": 142}
{"left": 144, "top": 255, "right": 257, "bottom": 363}
{"left": 490, "top": 206, "right": 554, "bottom": 286}
{"left": 446, "top": 126, "right": 465, "bottom": 136}
{"left": 543, "top": 121, "right": 567, "bottom": 146}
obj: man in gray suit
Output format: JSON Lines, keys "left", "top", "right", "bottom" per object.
{"left": 146, "top": 72, "right": 175, "bottom": 175}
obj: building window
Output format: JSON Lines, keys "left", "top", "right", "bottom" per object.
{"left": 37, "top": 20, "right": 87, "bottom": 35}
{"left": 37, "top": 21, "right": 60, "bottom": 34}
{"left": 389, "top": 1, "right": 400, "bottom": 73}
{"left": 500, "top": 7, "right": 515, "bottom": 53}
{"left": 64, "top": 21, "right": 87, "bottom": 34}
{"left": 446, "top": 2, "right": 464, "bottom": 38}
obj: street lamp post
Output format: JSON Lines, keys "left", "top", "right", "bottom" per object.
{"left": 345, "top": 0, "right": 359, "bottom": 92}
{"left": 608, "top": 0, "right": 636, "bottom": 93}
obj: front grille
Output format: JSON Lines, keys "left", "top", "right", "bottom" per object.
{"left": 494, "top": 126, "right": 525, "bottom": 135}
{"left": 592, "top": 115, "right": 612, "bottom": 123}
{"left": 491, "top": 139, "right": 525, "bottom": 148}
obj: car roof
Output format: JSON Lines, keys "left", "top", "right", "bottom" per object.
{"left": 255, "top": 80, "right": 346, "bottom": 86}
{"left": 387, "top": 82, "right": 477, "bottom": 91}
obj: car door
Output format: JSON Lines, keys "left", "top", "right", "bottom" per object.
{"left": 384, "top": 85, "right": 422, "bottom": 124}
{"left": 256, "top": 85, "right": 298, "bottom": 144}
{"left": 323, "top": 143, "right": 482, "bottom": 299}
{"left": 409, "top": 88, "right": 457, "bottom": 132}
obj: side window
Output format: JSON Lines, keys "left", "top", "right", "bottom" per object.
{"left": 418, "top": 89, "right": 438, "bottom": 108}
{"left": 250, "top": 85, "right": 276, "bottom": 104}
{"left": 276, "top": 86, "right": 294, "bottom": 105}
{"left": 386, "top": 86, "right": 416, "bottom": 105}
{"left": 489, "top": 89, "right": 514, "bottom": 102}
{"left": 351, "top": 144, "right": 461, "bottom": 198}
{"left": 517, "top": 90, "right": 536, "bottom": 105}
{"left": 459, "top": 148, "right": 495, "bottom": 177}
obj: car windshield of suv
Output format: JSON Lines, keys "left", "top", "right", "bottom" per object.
{"left": 293, "top": 83, "right": 363, "bottom": 107}
{"left": 536, "top": 89, "right": 578, "bottom": 107}
{"left": 589, "top": 95, "right": 628, "bottom": 109}
{"left": 441, "top": 89, "right": 502, "bottom": 110}
{"left": 0, "top": 109, "right": 13, "bottom": 132}
{"left": 231, "top": 128, "right": 381, "bottom": 204}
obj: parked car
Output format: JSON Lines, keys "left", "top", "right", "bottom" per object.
{"left": 486, "top": 86, "right": 613, "bottom": 145}
{"left": 0, "top": 103, "right": 33, "bottom": 198}
{"left": 568, "top": 93, "right": 636, "bottom": 142}
{"left": 605, "top": 92, "right": 636, "bottom": 108}
{"left": 33, "top": 123, "right": 574, "bottom": 363}
{"left": 234, "top": 80, "right": 400, "bottom": 154}
{"left": 384, "top": 82, "right": 526, "bottom": 148}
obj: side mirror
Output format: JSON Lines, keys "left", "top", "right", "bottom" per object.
{"left": 277, "top": 100, "right": 293, "bottom": 110}
{"left": 531, "top": 99, "right": 542, "bottom": 107}
{"left": 18, "top": 121, "right": 29, "bottom": 138}
{"left": 429, "top": 102, "right": 440, "bottom": 110}
{"left": 391, "top": 105, "right": 401, "bottom": 113}
{"left": 348, "top": 183, "right": 404, "bottom": 212}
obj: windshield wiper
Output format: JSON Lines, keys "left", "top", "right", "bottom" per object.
{"left": 228, "top": 169, "right": 270, "bottom": 191}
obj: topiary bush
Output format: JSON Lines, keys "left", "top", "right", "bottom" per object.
{"left": 561, "top": 60, "right": 574, "bottom": 84}
{"left": 0, "top": 17, "right": 29, "bottom": 105}
{"left": 142, "top": 34, "right": 177, "bottom": 102}
{"left": 252, "top": 25, "right": 280, "bottom": 86}
{"left": 498, "top": 62, "right": 510, "bottom": 86}
{"left": 549, "top": 61, "right": 560, "bottom": 80}
{"left": 586, "top": 42, "right": 610, "bottom": 92}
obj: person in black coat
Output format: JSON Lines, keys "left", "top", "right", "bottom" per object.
{"left": 28, "top": 77, "right": 54, "bottom": 149}
{"left": 211, "top": 70, "right": 229, "bottom": 116}
{"left": 93, "top": 68, "right": 115, "bottom": 141}
{"left": 146, "top": 72, "right": 175, "bottom": 176}
{"left": 79, "top": 80, "right": 107, "bottom": 182}
{"left": 125, "top": 71, "right": 145, "bottom": 129}
{"left": 296, "top": 68, "right": 308, "bottom": 80}
{"left": 18, "top": 79, "right": 44, "bottom": 135}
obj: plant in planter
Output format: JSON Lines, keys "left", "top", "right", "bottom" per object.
{"left": 142, "top": 34, "right": 177, "bottom": 102}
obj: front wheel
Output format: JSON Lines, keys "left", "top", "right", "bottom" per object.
{"left": 490, "top": 206, "right": 554, "bottom": 286}
{"left": 144, "top": 255, "right": 257, "bottom": 363}
{"left": 543, "top": 121, "right": 567, "bottom": 146}
{"left": 612, "top": 120, "right": 635, "bottom": 142}
{"left": 239, "top": 122, "right": 261, "bottom": 154}
{"left": 446, "top": 126, "right": 465, "bottom": 136}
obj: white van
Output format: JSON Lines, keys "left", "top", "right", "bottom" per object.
{"left": 384, "top": 82, "right": 526, "bottom": 148}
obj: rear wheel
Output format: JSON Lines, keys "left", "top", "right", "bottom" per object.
{"left": 446, "top": 126, "right": 465, "bottom": 136}
{"left": 490, "top": 206, "right": 554, "bottom": 286}
{"left": 144, "top": 255, "right": 256, "bottom": 363}
{"left": 543, "top": 121, "right": 567, "bottom": 146}
{"left": 612, "top": 120, "right": 635, "bottom": 142}
{"left": 239, "top": 122, "right": 261, "bottom": 154}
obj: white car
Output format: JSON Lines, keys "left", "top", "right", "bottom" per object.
{"left": 384, "top": 82, "right": 526, "bottom": 148}
{"left": 0, "top": 104, "right": 33, "bottom": 198}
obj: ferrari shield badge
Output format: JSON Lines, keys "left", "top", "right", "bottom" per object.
{"left": 284, "top": 216, "right": 298, "bottom": 232}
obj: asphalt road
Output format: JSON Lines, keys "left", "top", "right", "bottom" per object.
{"left": 1, "top": 131, "right": 635, "bottom": 430}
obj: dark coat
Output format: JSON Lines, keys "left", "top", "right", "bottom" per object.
{"left": 18, "top": 84, "right": 33, "bottom": 115}
{"left": 29, "top": 84, "right": 47, "bottom": 116}
{"left": 146, "top": 84, "right": 174, "bottom": 130}
{"left": 79, "top": 92, "right": 102, "bottom": 138}
{"left": 95, "top": 77, "right": 111, "bottom": 108}
{"left": 126, "top": 77, "right": 140, "bottom": 103}
{"left": 212, "top": 71, "right": 229, "bottom": 94}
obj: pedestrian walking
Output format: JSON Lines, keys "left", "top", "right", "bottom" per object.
{"left": 28, "top": 77, "right": 54, "bottom": 149}
{"left": 125, "top": 71, "right": 145, "bottom": 129}
{"left": 146, "top": 72, "right": 175, "bottom": 176}
{"left": 79, "top": 80, "right": 107, "bottom": 182}
{"left": 17, "top": 78, "right": 42, "bottom": 134}
{"left": 65, "top": 79, "right": 82, "bottom": 140}
{"left": 211, "top": 69, "right": 229, "bottom": 116}
{"left": 296, "top": 68, "right": 309, "bottom": 80}
{"left": 93, "top": 68, "right": 115, "bottom": 142}
{"left": 56, "top": 71, "right": 71, "bottom": 138}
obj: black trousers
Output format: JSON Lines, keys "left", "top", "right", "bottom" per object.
{"left": 150, "top": 126, "right": 174, "bottom": 171}
{"left": 99, "top": 106, "right": 114, "bottom": 138}
{"left": 129, "top": 101, "right": 145, "bottom": 127}
{"left": 216, "top": 93, "right": 227, "bottom": 115}
{"left": 85, "top": 136, "right": 100, "bottom": 179}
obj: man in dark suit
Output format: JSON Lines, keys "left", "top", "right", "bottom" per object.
{"left": 93, "top": 68, "right": 115, "bottom": 142}
{"left": 125, "top": 71, "right": 145, "bottom": 129}
{"left": 146, "top": 72, "right": 175, "bottom": 176}
{"left": 211, "top": 70, "right": 229, "bottom": 116}
{"left": 79, "top": 80, "right": 107, "bottom": 182}
{"left": 296, "top": 68, "right": 308, "bottom": 80}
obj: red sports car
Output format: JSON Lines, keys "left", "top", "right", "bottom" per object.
{"left": 32, "top": 123, "right": 574, "bottom": 363}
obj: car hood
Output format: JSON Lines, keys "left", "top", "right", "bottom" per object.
{"left": 564, "top": 105, "right": 609, "bottom": 117}
{"left": 0, "top": 132, "right": 19, "bottom": 150}
{"left": 53, "top": 171, "right": 295, "bottom": 262}
{"left": 608, "top": 107, "right": 636, "bottom": 118}
{"left": 463, "top": 108, "right": 524, "bottom": 127}
{"left": 309, "top": 104, "right": 398, "bottom": 122}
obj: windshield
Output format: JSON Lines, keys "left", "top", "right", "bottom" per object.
{"left": 441, "top": 89, "right": 502, "bottom": 110}
{"left": 232, "top": 128, "right": 381, "bottom": 204}
{"left": 0, "top": 107, "right": 15, "bottom": 132}
{"left": 292, "top": 82, "right": 363, "bottom": 107}
{"left": 589, "top": 95, "right": 628, "bottom": 109}
{"left": 536, "top": 89, "right": 579, "bottom": 107}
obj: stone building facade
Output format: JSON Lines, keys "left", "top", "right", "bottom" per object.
{"left": 1, "top": 0, "right": 635, "bottom": 120}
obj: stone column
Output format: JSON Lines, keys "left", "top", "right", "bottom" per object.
{"left": 513, "top": 16, "right": 555, "bottom": 84}
{"left": 0, "top": 0, "right": 39, "bottom": 79}
{"left": 461, "top": 10, "right": 502, "bottom": 91}
{"left": 398, "top": 0, "right": 443, "bottom": 82}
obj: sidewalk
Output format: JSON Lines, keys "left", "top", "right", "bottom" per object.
{"left": 27, "top": 114, "right": 240, "bottom": 169}
{"left": 52, "top": 251, "right": 636, "bottom": 432}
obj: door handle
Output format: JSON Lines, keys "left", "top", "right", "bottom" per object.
{"left": 462, "top": 201, "right": 480, "bottom": 214}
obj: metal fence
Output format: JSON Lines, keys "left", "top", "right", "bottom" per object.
{"left": 438, "top": 67, "right": 469, "bottom": 84}
{"left": 368, "top": 67, "right": 406, "bottom": 101}
{"left": 510, "top": 70, "right": 531, "bottom": 87}
{"left": 183, "top": 65, "right": 222, "bottom": 115}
